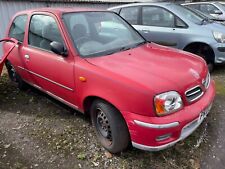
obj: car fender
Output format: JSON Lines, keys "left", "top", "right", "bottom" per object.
{"left": 0, "top": 38, "right": 19, "bottom": 76}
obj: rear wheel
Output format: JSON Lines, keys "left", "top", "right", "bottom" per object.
{"left": 5, "top": 61, "right": 28, "bottom": 90}
{"left": 90, "top": 100, "right": 130, "bottom": 153}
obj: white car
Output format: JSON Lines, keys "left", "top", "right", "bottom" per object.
{"left": 183, "top": 2, "right": 225, "bottom": 21}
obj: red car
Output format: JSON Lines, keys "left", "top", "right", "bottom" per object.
{"left": 3, "top": 8, "right": 215, "bottom": 153}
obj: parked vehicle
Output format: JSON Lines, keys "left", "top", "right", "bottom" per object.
{"left": 109, "top": 3, "right": 225, "bottom": 71}
{"left": 219, "top": 1, "right": 225, "bottom": 7}
{"left": 3, "top": 8, "right": 215, "bottom": 153}
{"left": 183, "top": 1, "right": 225, "bottom": 21}
{"left": 187, "top": 6, "right": 225, "bottom": 23}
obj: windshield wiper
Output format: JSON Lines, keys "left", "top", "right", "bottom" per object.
{"left": 119, "top": 46, "right": 132, "bottom": 52}
{"left": 119, "top": 41, "right": 147, "bottom": 52}
{"left": 98, "top": 41, "right": 147, "bottom": 56}
{"left": 134, "top": 41, "right": 147, "bottom": 47}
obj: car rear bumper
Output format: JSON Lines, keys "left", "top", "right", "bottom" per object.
{"left": 122, "top": 81, "right": 215, "bottom": 151}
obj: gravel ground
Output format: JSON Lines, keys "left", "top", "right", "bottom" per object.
{"left": 0, "top": 65, "right": 225, "bottom": 169}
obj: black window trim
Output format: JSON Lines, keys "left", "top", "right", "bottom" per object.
{"left": 140, "top": 5, "right": 189, "bottom": 29}
{"left": 8, "top": 14, "right": 28, "bottom": 43}
{"left": 27, "top": 13, "right": 68, "bottom": 55}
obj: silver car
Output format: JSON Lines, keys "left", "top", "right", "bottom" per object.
{"left": 183, "top": 1, "right": 225, "bottom": 21}
{"left": 109, "top": 3, "right": 225, "bottom": 71}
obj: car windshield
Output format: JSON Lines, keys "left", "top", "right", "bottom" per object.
{"left": 217, "top": 2, "right": 225, "bottom": 11}
{"left": 186, "top": 6, "right": 216, "bottom": 20}
{"left": 63, "top": 12, "right": 146, "bottom": 57}
{"left": 172, "top": 4, "right": 205, "bottom": 25}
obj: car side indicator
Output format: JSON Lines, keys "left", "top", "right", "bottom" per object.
{"left": 79, "top": 76, "right": 87, "bottom": 82}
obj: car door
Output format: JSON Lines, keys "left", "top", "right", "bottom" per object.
{"left": 4, "top": 14, "right": 31, "bottom": 81}
{"left": 134, "top": 6, "right": 187, "bottom": 49}
{"left": 21, "top": 13, "right": 76, "bottom": 105}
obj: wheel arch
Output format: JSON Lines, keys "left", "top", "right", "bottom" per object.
{"left": 183, "top": 42, "right": 215, "bottom": 63}
{"left": 82, "top": 95, "right": 121, "bottom": 116}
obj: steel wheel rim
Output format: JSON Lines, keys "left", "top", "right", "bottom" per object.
{"left": 96, "top": 108, "right": 112, "bottom": 144}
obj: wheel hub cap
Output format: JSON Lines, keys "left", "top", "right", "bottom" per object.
{"left": 96, "top": 108, "right": 112, "bottom": 141}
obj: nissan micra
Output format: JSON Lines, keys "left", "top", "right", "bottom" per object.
{"left": 3, "top": 8, "right": 215, "bottom": 153}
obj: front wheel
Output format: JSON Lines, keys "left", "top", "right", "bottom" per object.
{"left": 91, "top": 100, "right": 130, "bottom": 153}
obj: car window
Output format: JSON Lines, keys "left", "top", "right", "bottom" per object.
{"left": 28, "top": 14, "right": 64, "bottom": 51}
{"left": 120, "top": 7, "right": 139, "bottom": 25}
{"left": 67, "top": 13, "right": 90, "bottom": 34}
{"left": 142, "top": 6, "right": 175, "bottom": 27}
{"left": 175, "top": 17, "right": 187, "bottom": 28}
{"left": 199, "top": 4, "right": 220, "bottom": 15}
{"left": 9, "top": 15, "right": 28, "bottom": 42}
{"left": 95, "top": 21, "right": 132, "bottom": 39}
{"left": 173, "top": 4, "right": 203, "bottom": 25}
{"left": 186, "top": 4, "right": 200, "bottom": 10}
{"left": 63, "top": 12, "right": 145, "bottom": 57}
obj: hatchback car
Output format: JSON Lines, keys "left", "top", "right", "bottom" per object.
{"left": 109, "top": 3, "right": 225, "bottom": 71}
{"left": 3, "top": 8, "right": 215, "bottom": 153}
{"left": 183, "top": 1, "right": 225, "bottom": 21}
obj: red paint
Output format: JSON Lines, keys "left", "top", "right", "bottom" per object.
{"left": 3, "top": 8, "right": 215, "bottom": 150}
{"left": 0, "top": 38, "right": 18, "bottom": 76}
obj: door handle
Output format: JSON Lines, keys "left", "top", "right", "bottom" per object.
{"left": 24, "top": 54, "right": 30, "bottom": 60}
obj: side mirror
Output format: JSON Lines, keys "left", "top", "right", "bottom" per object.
{"left": 213, "top": 10, "right": 222, "bottom": 15}
{"left": 50, "top": 41, "right": 68, "bottom": 57}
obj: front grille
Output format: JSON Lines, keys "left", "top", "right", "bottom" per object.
{"left": 185, "top": 86, "right": 203, "bottom": 102}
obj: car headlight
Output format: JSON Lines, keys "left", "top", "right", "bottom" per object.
{"left": 203, "top": 72, "right": 210, "bottom": 89}
{"left": 213, "top": 31, "right": 225, "bottom": 43}
{"left": 154, "top": 91, "right": 183, "bottom": 116}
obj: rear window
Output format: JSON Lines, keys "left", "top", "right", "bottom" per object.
{"left": 9, "top": 15, "right": 27, "bottom": 42}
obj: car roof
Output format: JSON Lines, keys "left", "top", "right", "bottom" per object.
{"left": 108, "top": 2, "right": 173, "bottom": 10}
{"left": 183, "top": 1, "right": 219, "bottom": 5}
{"left": 15, "top": 7, "right": 105, "bottom": 16}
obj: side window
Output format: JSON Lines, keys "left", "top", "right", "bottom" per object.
{"left": 120, "top": 7, "right": 139, "bottom": 25}
{"left": 175, "top": 17, "right": 187, "bottom": 28}
{"left": 28, "top": 15, "right": 64, "bottom": 51}
{"left": 142, "top": 7, "right": 175, "bottom": 27}
{"left": 9, "top": 15, "right": 27, "bottom": 42}
{"left": 188, "top": 4, "right": 200, "bottom": 10}
{"left": 200, "top": 4, "right": 220, "bottom": 15}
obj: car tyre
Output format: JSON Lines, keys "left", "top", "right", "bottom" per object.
{"left": 5, "top": 61, "right": 28, "bottom": 90}
{"left": 207, "top": 62, "right": 214, "bottom": 73}
{"left": 90, "top": 99, "right": 130, "bottom": 153}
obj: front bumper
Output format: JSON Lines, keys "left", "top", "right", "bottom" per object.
{"left": 212, "top": 43, "right": 225, "bottom": 64}
{"left": 122, "top": 81, "right": 215, "bottom": 151}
